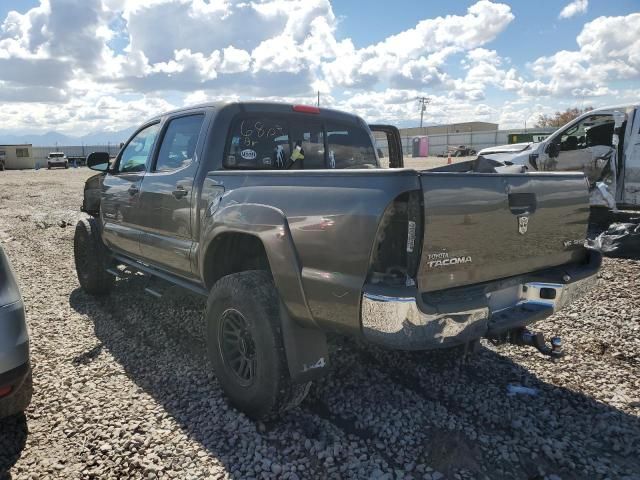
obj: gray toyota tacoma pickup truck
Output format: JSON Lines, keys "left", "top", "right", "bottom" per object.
{"left": 75, "top": 102, "right": 601, "bottom": 419}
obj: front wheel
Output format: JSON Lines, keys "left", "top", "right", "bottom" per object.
{"left": 74, "top": 218, "right": 114, "bottom": 295}
{"left": 206, "top": 271, "right": 310, "bottom": 420}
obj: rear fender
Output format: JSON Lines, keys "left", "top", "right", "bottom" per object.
{"left": 200, "top": 203, "right": 329, "bottom": 382}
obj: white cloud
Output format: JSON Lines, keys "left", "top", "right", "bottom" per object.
{"left": 0, "top": 0, "right": 636, "bottom": 136}
{"left": 323, "top": 1, "right": 514, "bottom": 89}
{"left": 559, "top": 0, "right": 588, "bottom": 19}
{"left": 517, "top": 13, "right": 640, "bottom": 98}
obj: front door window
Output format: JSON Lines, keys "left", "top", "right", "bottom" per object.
{"left": 118, "top": 123, "right": 161, "bottom": 173}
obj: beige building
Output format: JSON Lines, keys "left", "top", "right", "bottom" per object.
{"left": 0, "top": 144, "right": 37, "bottom": 169}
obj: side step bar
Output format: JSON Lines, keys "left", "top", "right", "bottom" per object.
{"left": 111, "top": 254, "right": 209, "bottom": 297}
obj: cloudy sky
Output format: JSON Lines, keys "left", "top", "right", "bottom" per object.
{"left": 0, "top": 0, "right": 638, "bottom": 137}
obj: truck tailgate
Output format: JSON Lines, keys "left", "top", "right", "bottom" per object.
{"left": 418, "top": 172, "right": 590, "bottom": 293}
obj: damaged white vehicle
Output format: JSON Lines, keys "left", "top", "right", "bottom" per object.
{"left": 479, "top": 104, "right": 640, "bottom": 211}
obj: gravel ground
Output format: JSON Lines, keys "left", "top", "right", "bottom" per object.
{"left": 0, "top": 168, "right": 639, "bottom": 480}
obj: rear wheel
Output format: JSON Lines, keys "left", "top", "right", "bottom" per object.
{"left": 206, "top": 271, "right": 310, "bottom": 420}
{"left": 74, "top": 218, "right": 114, "bottom": 295}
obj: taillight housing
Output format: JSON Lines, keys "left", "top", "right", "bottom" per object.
{"left": 368, "top": 190, "right": 422, "bottom": 286}
{"left": 292, "top": 105, "right": 320, "bottom": 114}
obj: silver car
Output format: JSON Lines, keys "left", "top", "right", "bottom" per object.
{"left": 0, "top": 244, "right": 31, "bottom": 419}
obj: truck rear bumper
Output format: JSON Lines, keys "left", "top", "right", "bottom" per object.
{"left": 360, "top": 251, "right": 601, "bottom": 350}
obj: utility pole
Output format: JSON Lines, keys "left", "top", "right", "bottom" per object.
{"left": 417, "top": 96, "right": 431, "bottom": 128}
{"left": 317, "top": 90, "right": 320, "bottom": 107}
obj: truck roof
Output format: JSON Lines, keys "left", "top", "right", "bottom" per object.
{"left": 587, "top": 103, "right": 640, "bottom": 114}
{"left": 143, "top": 101, "right": 365, "bottom": 125}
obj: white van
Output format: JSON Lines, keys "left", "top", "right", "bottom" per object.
{"left": 479, "top": 104, "right": 640, "bottom": 210}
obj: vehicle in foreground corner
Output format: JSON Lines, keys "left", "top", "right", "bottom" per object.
{"left": 0, "top": 244, "right": 31, "bottom": 419}
{"left": 478, "top": 104, "right": 640, "bottom": 213}
{"left": 74, "top": 101, "right": 600, "bottom": 420}
{"left": 47, "top": 152, "right": 69, "bottom": 169}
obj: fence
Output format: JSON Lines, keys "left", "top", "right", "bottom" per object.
{"left": 16, "top": 128, "right": 555, "bottom": 169}
{"left": 376, "top": 128, "right": 556, "bottom": 157}
{"left": 30, "top": 144, "right": 121, "bottom": 167}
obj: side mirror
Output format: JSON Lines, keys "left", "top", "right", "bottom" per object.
{"left": 86, "top": 152, "right": 111, "bottom": 172}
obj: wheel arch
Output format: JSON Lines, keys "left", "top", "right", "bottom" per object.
{"left": 199, "top": 203, "right": 316, "bottom": 328}
{"left": 202, "top": 231, "right": 271, "bottom": 290}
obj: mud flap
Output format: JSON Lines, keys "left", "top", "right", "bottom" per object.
{"left": 279, "top": 301, "right": 330, "bottom": 383}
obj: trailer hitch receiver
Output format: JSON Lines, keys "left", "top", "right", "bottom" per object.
{"left": 492, "top": 328, "right": 564, "bottom": 360}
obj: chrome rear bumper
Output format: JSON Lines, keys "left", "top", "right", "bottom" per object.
{"left": 361, "top": 262, "right": 599, "bottom": 350}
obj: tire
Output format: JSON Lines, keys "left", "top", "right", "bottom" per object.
{"left": 206, "top": 270, "right": 310, "bottom": 420}
{"left": 47, "top": 164, "right": 51, "bottom": 170}
{"left": 0, "top": 370, "right": 32, "bottom": 419}
{"left": 64, "top": 162, "right": 69, "bottom": 169}
{"left": 74, "top": 218, "right": 114, "bottom": 295}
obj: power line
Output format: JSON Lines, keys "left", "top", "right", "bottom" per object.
{"left": 417, "top": 96, "right": 431, "bottom": 128}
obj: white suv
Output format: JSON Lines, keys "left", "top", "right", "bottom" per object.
{"left": 47, "top": 152, "right": 68, "bottom": 169}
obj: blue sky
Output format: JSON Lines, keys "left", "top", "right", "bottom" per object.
{"left": 0, "top": 0, "right": 638, "bottom": 137}
{"left": 335, "top": 1, "right": 638, "bottom": 58}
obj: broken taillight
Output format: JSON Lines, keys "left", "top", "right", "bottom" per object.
{"left": 367, "top": 190, "right": 423, "bottom": 286}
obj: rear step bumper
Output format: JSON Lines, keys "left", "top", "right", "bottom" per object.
{"left": 360, "top": 251, "right": 601, "bottom": 350}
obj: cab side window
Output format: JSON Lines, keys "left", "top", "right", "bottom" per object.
{"left": 154, "top": 115, "right": 205, "bottom": 172}
{"left": 118, "top": 123, "right": 160, "bottom": 173}
{"left": 558, "top": 115, "right": 614, "bottom": 152}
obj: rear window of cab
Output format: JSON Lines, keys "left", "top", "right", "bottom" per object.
{"left": 223, "top": 114, "right": 378, "bottom": 170}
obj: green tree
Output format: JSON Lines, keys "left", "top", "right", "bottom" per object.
{"left": 535, "top": 106, "right": 593, "bottom": 128}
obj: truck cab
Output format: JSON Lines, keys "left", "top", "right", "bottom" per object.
{"left": 479, "top": 104, "right": 640, "bottom": 210}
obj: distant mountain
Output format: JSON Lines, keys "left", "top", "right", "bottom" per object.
{"left": 0, "top": 127, "right": 135, "bottom": 146}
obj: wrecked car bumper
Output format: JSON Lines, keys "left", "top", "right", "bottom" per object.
{"left": 360, "top": 252, "right": 601, "bottom": 350}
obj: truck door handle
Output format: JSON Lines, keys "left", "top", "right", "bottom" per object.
{"left": 128, "top": 185, "right": 139, "bottom": 196}
{"left": 172, "top": 186, "right": 188, "bottom": 199}
{"left": 508, "top": 193, "right": 537, "bottom": 215}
